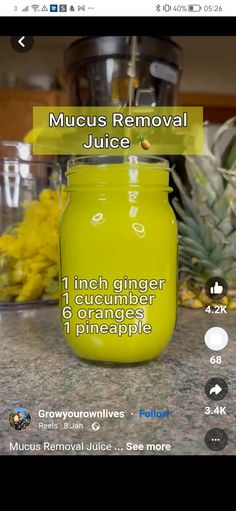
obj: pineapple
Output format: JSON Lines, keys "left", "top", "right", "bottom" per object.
{"left": 172, "top": 117, "right": 236, "bottom": 309}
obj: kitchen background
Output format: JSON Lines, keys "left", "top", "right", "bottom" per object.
{"left": 0, "top": 36, "right": 236, "bottom": 141}
{"left": 1, "top": 35, "right": 236, "bottom": 307}
{"left": 1, "top": 35, "right": 236, "bottom": 455}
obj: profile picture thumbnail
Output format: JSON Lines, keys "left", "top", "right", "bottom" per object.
{"left": 9, "top": 407, "right": 31, "bottom": 430}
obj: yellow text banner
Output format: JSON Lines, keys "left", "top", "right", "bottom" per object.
{"left": 33, "top": 106, "right": 203, "bottom": 155}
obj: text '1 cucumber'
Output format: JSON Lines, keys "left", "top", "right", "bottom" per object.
{"left": 61, "top": 275, "right": 166, "bottom": 337}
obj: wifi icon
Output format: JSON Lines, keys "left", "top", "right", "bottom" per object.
{"left": 31, "top": 4, "right": 40, "bottom": 11}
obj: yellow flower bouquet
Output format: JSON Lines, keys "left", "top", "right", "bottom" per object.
{"left": 0, "top": 187, "right": 67, "bottom": 303}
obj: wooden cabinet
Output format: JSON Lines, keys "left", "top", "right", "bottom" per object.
{"left": 0, "top": 90, "right": 235, "bottom": 142}
{"left": 180, "top": 93, "right": 236, "bottom": 123}
{"left": 0, "top": 90, "right": 68, "bottom": 141}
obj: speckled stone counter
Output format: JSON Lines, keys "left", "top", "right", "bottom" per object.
{"left": 0, "top": 306, "right": 235, "bottom": 455}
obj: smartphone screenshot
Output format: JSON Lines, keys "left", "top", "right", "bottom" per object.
{"left": 0, "top": 0, "right": 235, "bottom": 458}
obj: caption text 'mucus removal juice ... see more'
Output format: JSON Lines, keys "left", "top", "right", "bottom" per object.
{"left": 60, "top": 156, "right": 177, "bottom": 363}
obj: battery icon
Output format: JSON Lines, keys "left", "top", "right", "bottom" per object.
{"left": 188, "top": 4, "right": 201, "bottom": 11}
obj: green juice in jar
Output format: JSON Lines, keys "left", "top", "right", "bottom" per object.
{"left": 60, "top": 156, "right": 177, "bottom": 363}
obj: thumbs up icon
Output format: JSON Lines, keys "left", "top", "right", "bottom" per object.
{"left": 210, "top": 281, "right": 223, "bottom": 295}
{"left": 205, "top": 277, "right": 227, "bottom": 299}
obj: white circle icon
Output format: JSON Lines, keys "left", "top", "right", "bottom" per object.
{"left": 204, "top": 327, "right": 228, "bottom": 351}
{"left": 91, "top": 422, "right": 100, "bottom": 431}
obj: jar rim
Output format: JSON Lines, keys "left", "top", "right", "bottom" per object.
{"left": 67, "top": 155, "right": 169, "bottom": 172}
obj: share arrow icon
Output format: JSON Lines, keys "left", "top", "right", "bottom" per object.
{"left": 205, "top": 378, "right": 228, "bottom": 401}
{"left": 209, "top": 384, "right": 222, "bottom": 395}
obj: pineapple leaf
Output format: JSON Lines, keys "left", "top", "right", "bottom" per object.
{"left": 183, "top": 246, "right": 216, "bottom": 267}
{"left": 173, "top": 117, "right": 236, "bottom": 288}
{"left": 179, "top": 267, "right": 207, "bottom": 284}
{"left": 210, "top": 244, "right": 235, "bottom": 263}
{"left": 211, "top": 116, "right": 236, "bottom": 162}
{"left": 224, "top": 264, "right": 236, "bottom": 279}
{"left": 181, "top": 236, "right": 209, "bottom": 257}
{"left": 216, "top": 217, "right": 234, "bottom": 236}
{"left": 172, "top": 198, "right": 188, "bottom": 221}
{"left": 218, "top": 166, "right": 236, "bottom": 190}
{"left": 171, "top": 170, "right": 201, "bottom": 223}
{"left": 219, "top": 260, "right": 236, "bottom": 273}
{"left": 227, "top": 231, "right": 236, "bottom": 244}
{"left": 179, "top": 256, "right": 193, "bottom": 268}
{"left": 212, "top": 185, "right": 233, "bottom": 223}
{"left": 172, "top": 199, "right": 204, "bottom": 237}
{"left": 178, "top": 221, "right": 202, "bottom": 242}
{"left": 186, "top": 155, "right": 224, "bottom": 197}
{"left": 222, "top": 135, "right": 236, "bottom": 169}
{"left": 229, "top": 197, "right": 236, "bottom": 218}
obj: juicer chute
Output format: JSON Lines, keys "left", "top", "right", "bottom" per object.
{"left": 64, "top": 36, "right": 183, "bottom": 107}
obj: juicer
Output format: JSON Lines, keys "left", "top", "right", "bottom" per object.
{"left": 62, "top": 36, "right": 183, "bottom": 175}
{"left": 64, "top": 36, "right": 183, "bottom": 107}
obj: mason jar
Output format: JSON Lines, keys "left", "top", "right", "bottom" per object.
{"left": 0, "top": 141, "right": 62, "bottom": 307}
{"left": 60, "top": 155, "right": 177, "bottom": 363}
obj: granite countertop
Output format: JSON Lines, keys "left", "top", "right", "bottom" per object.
{"left": 0, "top": 305, "right": 235, "bottom": 456}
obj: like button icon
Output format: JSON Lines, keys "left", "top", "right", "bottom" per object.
{"left": 205, "top": 277, "right": 228, "bottom": 299}
{"left": 210, "top": 281, "right": 223, "bottom": 295}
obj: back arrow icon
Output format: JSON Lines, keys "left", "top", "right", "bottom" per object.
{"left": 11, "top": 35, "right": 34, "bottom": 53}
{"left": 18, "top": 36, "right": 25, "bottom": 48}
